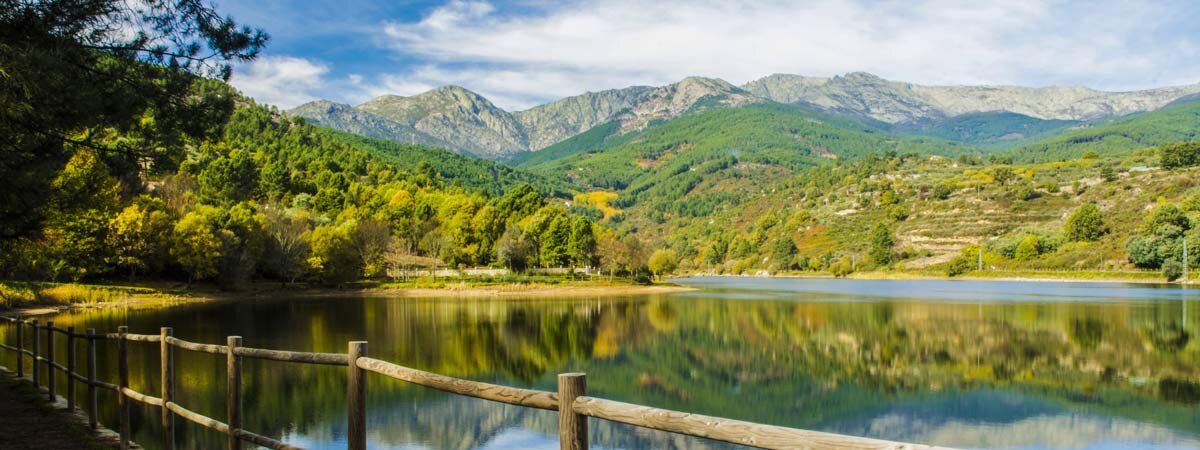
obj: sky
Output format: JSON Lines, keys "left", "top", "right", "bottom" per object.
{"left": 220, "top": 0, "right": 1200, "bottom": 111}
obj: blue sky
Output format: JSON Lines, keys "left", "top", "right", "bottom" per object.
{"left": 222, "top": 0, "right": 1200, "bottom": 111}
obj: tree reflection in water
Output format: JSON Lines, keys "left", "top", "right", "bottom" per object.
{"left": 3, "top": 282, "right": 1200, "bottom": 449}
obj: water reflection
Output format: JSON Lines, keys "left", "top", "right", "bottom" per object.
{"left": 1, "top": 277, "right": 1199, "bottom": 449}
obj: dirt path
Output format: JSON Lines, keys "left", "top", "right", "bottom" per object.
{"left": 0, "top": 369, "right": 120, "bottom": 450}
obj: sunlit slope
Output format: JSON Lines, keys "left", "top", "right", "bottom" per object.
{"left": 522, "top": 103, "right": 975, "bottom": 213}
{"left": 319, "top": 128, "right": 576, "bottom": 197}
{"left": 1008, "top": 98, "right": 1200, "bottom": 163}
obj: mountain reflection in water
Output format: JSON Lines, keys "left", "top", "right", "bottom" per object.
{"left": 3, "top": 277, "right": 1199, "bottom": 449}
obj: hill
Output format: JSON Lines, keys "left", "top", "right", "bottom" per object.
{"left": 522, "top": 103, "right": 975, "bottom": 217}
{"left": 891, "top": 111, "right": 1080, "bottom": 150}
{"left": 1008, "top": 98, "right": 1200, "bottom": 162}
{"left": 0, "top": 81, "right": 617, "bottom": 286}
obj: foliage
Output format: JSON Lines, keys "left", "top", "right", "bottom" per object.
{"left": 171, "top": 206, "right": 223, "bottom": 282}
{"left": 1125, "top": 204, "right": 1193, "bottom": 273}
{"left": 648, "top": 249, "right": 679, "bottom": 279}
{"left": 0, "top": 0, "right": 266, "bottom": 239}
{"left": 892, "top": 111, "right": 1079, "bottom": 150}
{"left": 1065, "top": 203, "right": 1108, "bottom": 242}
{"left": 1159, "top": 142, "right": 1200, "bottom": 169}
{"left": 1162, "top": 259, "right": 1183, "bottom": 282}
{"left": 1009, "top": 99, "right": 1200, "bottom": 163}
{"left": 771, "top": 237, "right": 798, "bottom": 271}
{"left": 1014, "top": 235, "right": 1040, "bottom": 261}
{"left": 868, "top": 224, "right": 894, "bottom": 265}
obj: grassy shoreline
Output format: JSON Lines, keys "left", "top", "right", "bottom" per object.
{"left": 2, "top": 268, "right": 1185, "bottom": 317}
{"left": 0, "top": 277, "right": 692, "bottom": 316}
{"left": 688, "top": 269, "right": 1186, "bottom": 285}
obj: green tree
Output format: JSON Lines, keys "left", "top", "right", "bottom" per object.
{"left": 1163, "top": 259, "right": 1184, "bottom": 282}
{"left": 108, "top": 197, "right": 174, "bottom": 279}
{"left": 307, "top": 222, "right": 361, "bottom": 285}
{"left": 496, "top": 226, "right": 535, "bottom": 273}
{"left": 868, "top": 224, "right": 894, "bottom": 265}
{"left": 1, "top": 0, "right": 266, "bottom": 239}
{"left": 992, "top": 166, "right": 1016, "bottom": 185}
{"left": 198, "top": 149, "right": 258, "bottom": 204}
{"left": 567, "top": 216, "right": 597, "bottom": 270}
{"left": 172, "top": 208, "right": 222, "bottom": 283}
{"left": 648, "top": 249, "right": 679, "bottom": 280}
{"left": 44, "top": 150, "right": 122, "bottom": 280}
{"left": 1015, "top": 235, "right": 1040, "bottom": 261}
{"left": 1143, "top": 204, "right": 1191, "bottom": 235}
{"left": 1159, "top": 142, "right": 1200, "bottom": 169}
{"left": 1065, "top": 203, "right": 1108, "bottom": 242}
{"left": 771, "top": 237, "right": 798, "bottom": 271}
{"left": 540, "top": 215, "right": 571, "bottom": 268}
{"left": 213, "top": 203, "right": 267, "bottom": 289}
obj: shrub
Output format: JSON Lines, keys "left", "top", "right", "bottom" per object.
{"left": 1163, "top": 259, "right": 1183, "bottom": 282}
{"left": 1065, "top": 203, "right": 1108, "bottom": 242}
{"left": 932, "top": 184, "right": 952, "bottom": 200}
{"left": 946, "top": 253, "right": 974, "bottom": 277}
{"left": 1160, "top": 142, "right": 1200, "bottom": 169}
{"left": 1014, "top": 235, "right": 1040, "bottom": 261}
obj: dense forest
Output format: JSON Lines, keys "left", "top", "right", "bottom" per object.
{"left": 0, "top": 82, "right": 660, "bottom": 287}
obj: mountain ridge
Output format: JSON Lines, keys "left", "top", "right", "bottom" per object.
{"left": 290, "top": 72, "right": 1200, "bottom": 161}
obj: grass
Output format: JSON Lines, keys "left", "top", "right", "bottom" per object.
{"left": 0, "top": 281, "right": 165, "bottom": 310}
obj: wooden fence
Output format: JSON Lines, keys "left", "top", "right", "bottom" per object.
{"left": 0, "top": 316, "right": 948, "bottom": 450}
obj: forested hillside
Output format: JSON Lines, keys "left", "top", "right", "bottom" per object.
{"left": 1009, "top": 99, "right": 1200, "bottom": 162}
{"left": 0, "top": 79, "right": 659, "bottom": 288}
{"left": 523, "top": 104, "right": 975, "bottom": 217}
{"left": 505, "top": 95, "right": 1200, "bottom": 281}
{"left": 892, "top": 112, "right": 1080, "bottom": 150}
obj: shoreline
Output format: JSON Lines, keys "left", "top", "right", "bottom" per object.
{"left": 0, "top": 281, "right": 695, "bottom": 317}
{"left": 682, "top": 270, "right": 1182, "bottom": 286}
{"left": 364, "top": 283, "right": 695, "bottom": 298}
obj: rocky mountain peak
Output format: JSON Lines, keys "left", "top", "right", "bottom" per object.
{"left": 616, "top": 76, "right": 761, "bottom": 132}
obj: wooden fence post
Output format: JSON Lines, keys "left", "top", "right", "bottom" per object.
{"left": 118, "top": 325, "right": 130, "bottom": 450}
{"left": 347, "top": 341, "right": 368, "bottom": 450}
{"left": 161, "top": 327, "right": 175, "bottom": 450}
{"left": 45, "top": 321, "right": 55, "bottom": 401}
{"left": 67, "top": 326, "right": 76, "bottom": 410}
{"left": 558, "top": 373, "right": 588, "bottom": 450}
{"left": 227, "top": 336, "right": 243, "bottom": 450}
{"left": 15, "top": 319, "right": 24, "bottom": 378}
{"left": 31, "top": 320, "right": 39, "bottom": 389}
{"left": 87, "top": 328, "right": 98, "bottom": 430}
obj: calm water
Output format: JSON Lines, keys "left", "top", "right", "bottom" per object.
{"left": 4, "top": 277, "right": 1200, "bottom": 450}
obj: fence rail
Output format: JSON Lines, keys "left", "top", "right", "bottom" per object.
{"left": 0, "top": 315, "right": 949, "bottom": 450}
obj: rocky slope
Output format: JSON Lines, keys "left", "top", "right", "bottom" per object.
{"left": 357, "top": 86, "right": 528, "bottom": 160}
{"left": 288, "top": 100, "right": 454, "bottom": 149}
{"left": 743, "top": 72, "right": 1200, "bottom": 124}
{"left": 288, "top": 77, "right": 759, "bottom": 160}
{"left": 513, "top": 85, "right": 654, "bottom": 150}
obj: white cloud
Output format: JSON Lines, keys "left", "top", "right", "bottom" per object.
{"left": 370, "top": 0, "right": 1200, "bottom": 110}
{"left": 230, "top": 56, "right": 386, "bottom": 109}
{"left": 230, "top": 56, "right": 331, "bottom": 108}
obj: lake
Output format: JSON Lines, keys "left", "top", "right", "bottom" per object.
{"left": 4, "top": 277, "right": 1200, "bottom": 450}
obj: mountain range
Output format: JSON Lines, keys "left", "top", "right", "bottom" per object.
{"left": 289, "top": 72, "right": 1200, "bottom": 161}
